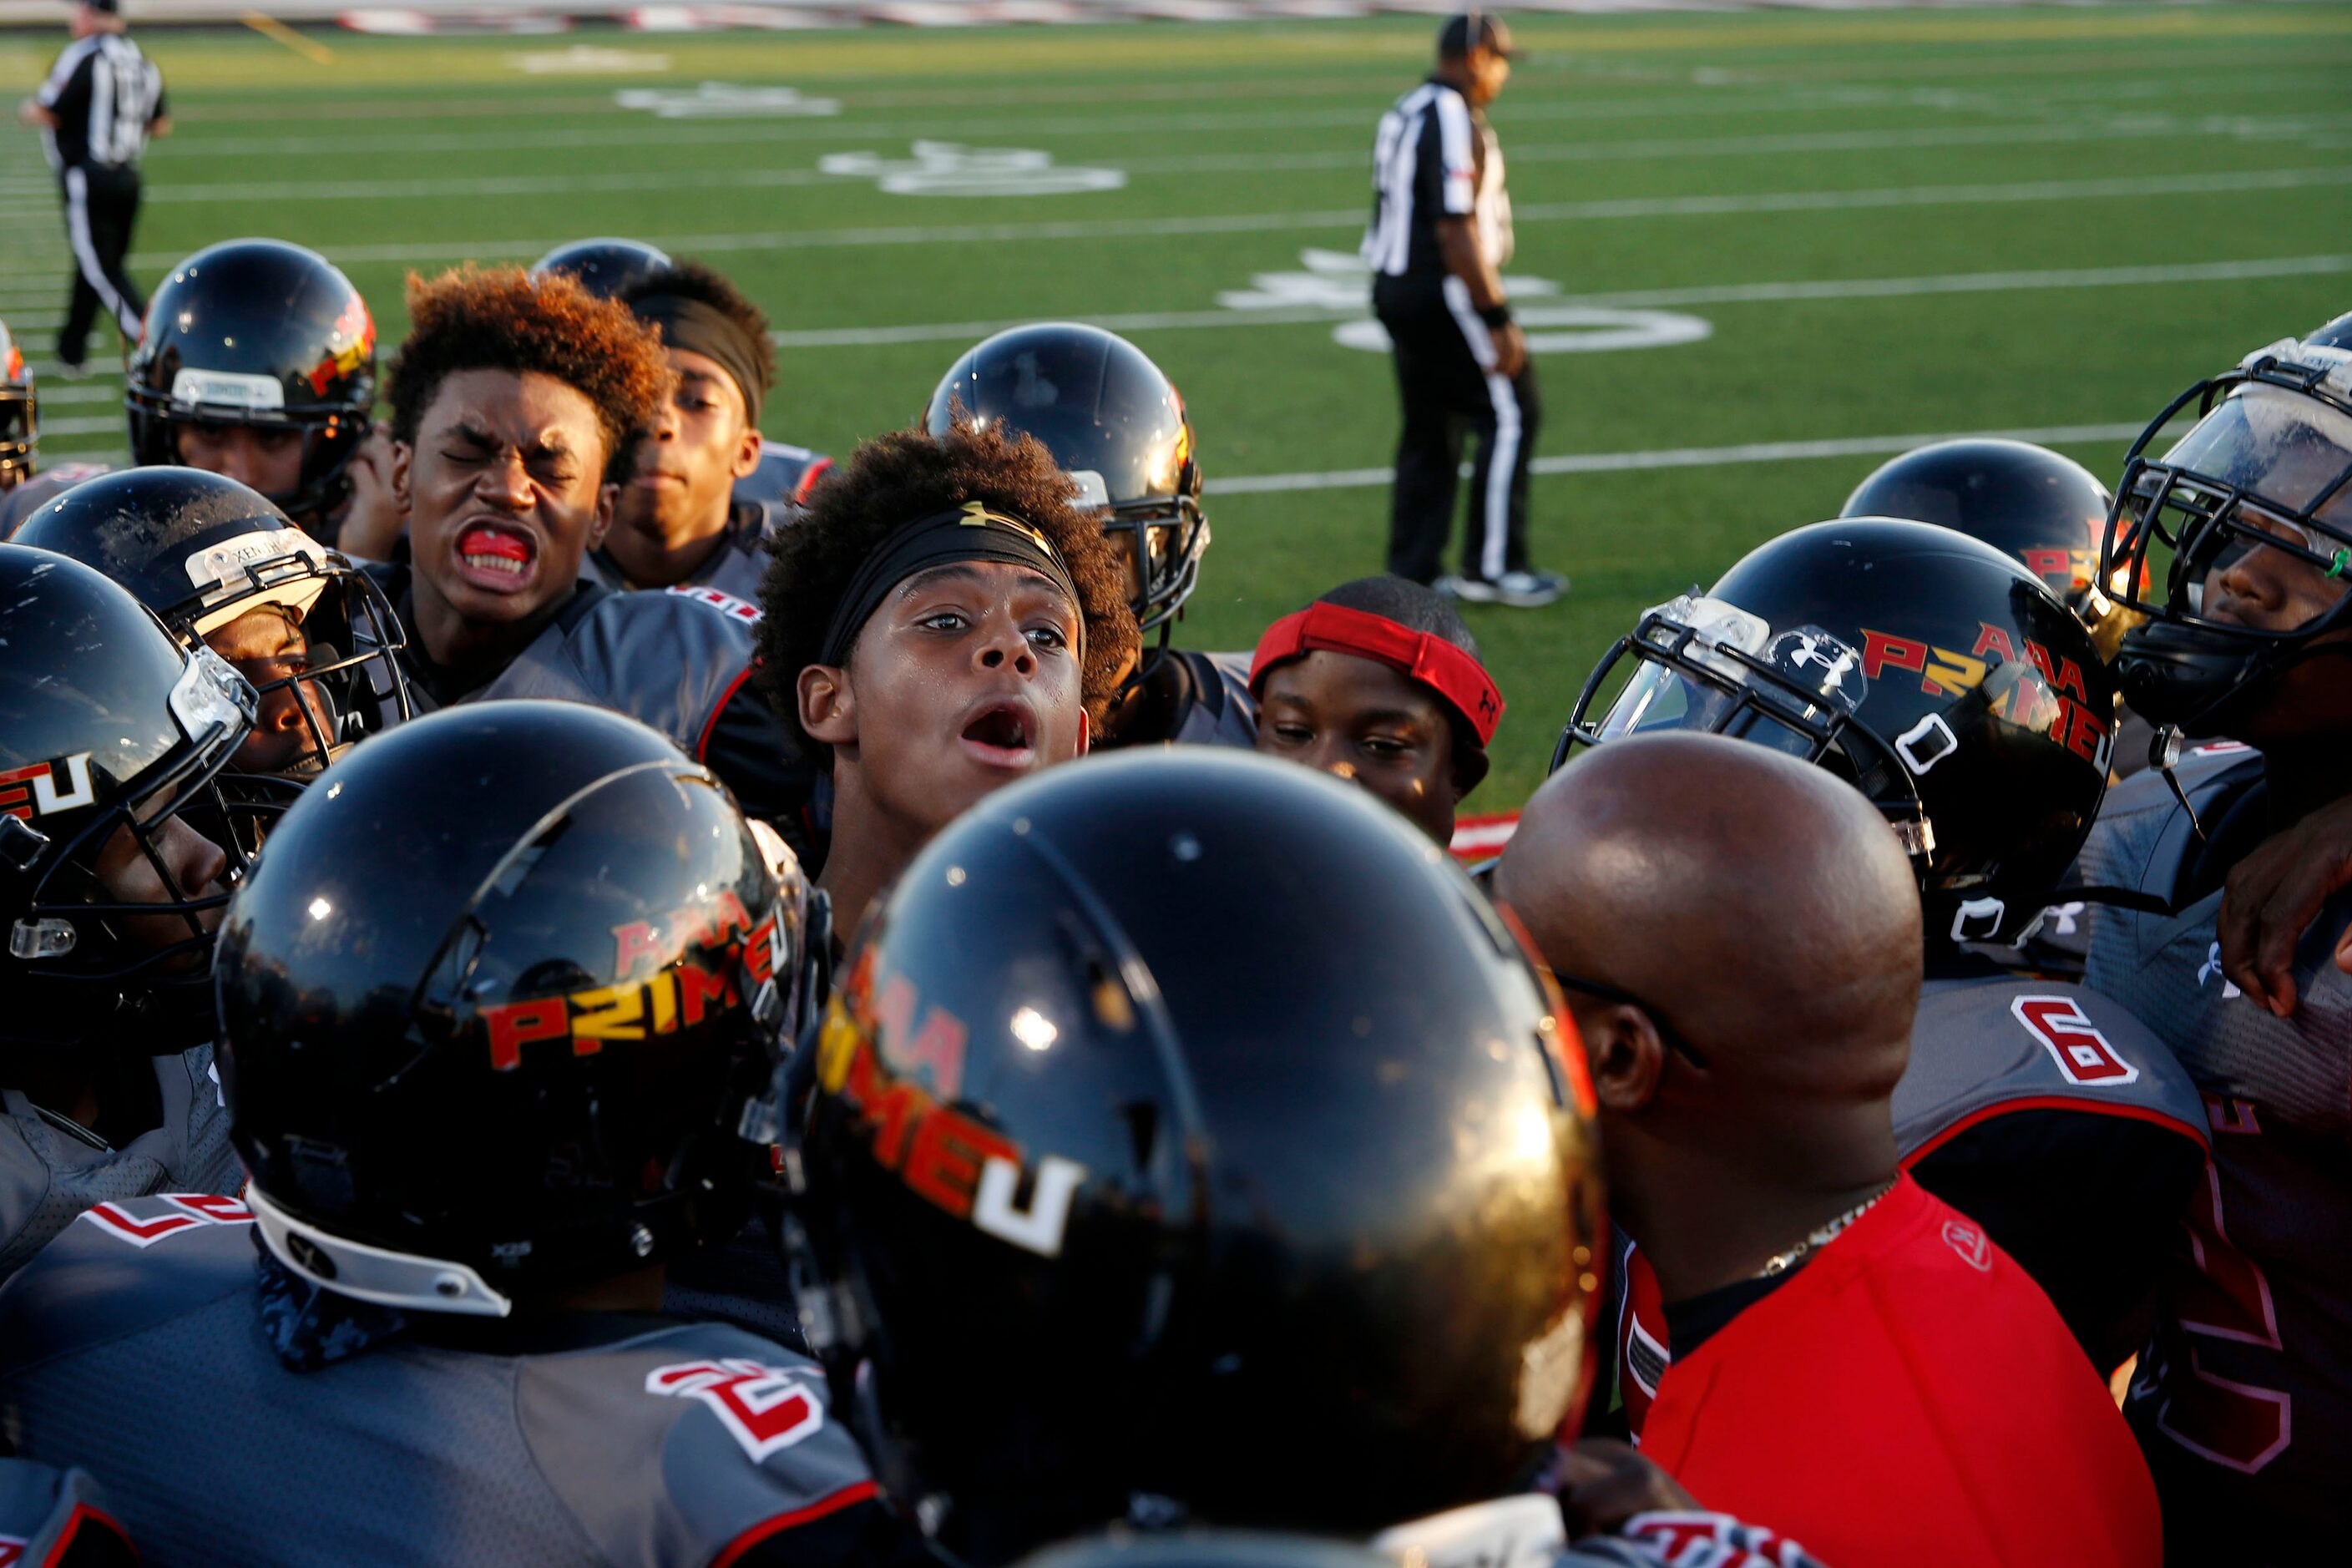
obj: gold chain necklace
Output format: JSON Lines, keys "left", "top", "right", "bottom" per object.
{"left": 1756, "top": 1181, "right": 1897, "bottom": 1278}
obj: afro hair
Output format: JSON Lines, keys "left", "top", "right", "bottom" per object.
{"left": 756, "top": 419, "right": 1141, "bottom": 762}
{"left": 386, "top": 266, "right": 670, "bottom": 487}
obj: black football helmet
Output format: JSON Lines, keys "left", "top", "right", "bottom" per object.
{"left": 1555, "top": 518, "right": 2117, "bottom": 948}
{"left": 0, "top": 544, "right": 262, "bottom": 1050}
{"left": 927, "top": 324, "right": 1208, "bottom": 640}
{"left": 2102, "top": 313, "right": 2352, "bottom": 736}
{"left": 0, "top": 318, "right": 34, "bottom": 490}
{"left": 786, "top": 749, "right": 1601, "bottom": 1563}
{"left": 125, "top": 240, "right": 376, "bottom": 526}
{"left": 530, "top": 237, "right": 675, "bottom": 300}
{"left": 1841, "top": 438, "right": 2138, "bottom": 655}
{"left": 13, "top": 468, "right": 411, "bottom": 779}
{"left": 216, "top": 701, "right": 812, "bottom": 1316}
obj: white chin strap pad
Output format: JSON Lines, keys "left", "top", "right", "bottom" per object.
{"left": 248, "top": 1186, "right": 513, "bottom": 1318}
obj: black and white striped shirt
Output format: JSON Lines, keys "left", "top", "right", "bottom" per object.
{"left": 1362, "top": 77, "right": 1514, "bottom": 282}
{"left": 36, "top": 33, "right": 165, "bottom": 173}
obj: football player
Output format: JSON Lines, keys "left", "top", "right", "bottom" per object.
{"left": 2076, "top": 313, "right": 2352, "bottom": 1560}
{"left": 13, "top": 467, "right": 410, "bottom": 778}
{"left": 0, "top": 544, "right": 257, "bottom": 1276}
{"left": 0, "top": 701, "right": 901, "bottom": 1565}
{"left": 1549, "top": 518, "right": 2206, "bottom": 1378}
{"left": 1495, "top": 731, "right": 2160, "bottom": 1567}
{"left": 925, "top": 325, "right": 1250, "bottom": 748}
{"left": 0, "top": 1459, "right": 132, "bottom": 1564}
{"left": 787, "top": 746, "right": 1826, "bottom": 1567}
{"left": 589, "top": 259, "right": 782, "bottom": 598}
{"left": 1249, "top": 575, "right": 1500, "bottom": 846}
{"left": 752, "top": 419, "right": 1137, "bottom": 933}
{"left": 363, "top": 265, "right": 802, "bottom": 829}
{"left": 124, "top": 240, "right": 376, "bottom": 545}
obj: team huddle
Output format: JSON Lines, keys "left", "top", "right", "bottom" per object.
{"left": 0, "top": 215, "right": 2342, "bottom": 1567}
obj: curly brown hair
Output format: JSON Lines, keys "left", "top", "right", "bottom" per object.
{"left": 386, "top": 266, "right": 670, "bottom": 486}
{"left": 756, "top": 419, "right": 1141, "bottom": 761}
{"left": 621, "top": 258, "right": 776, "bottom": 397}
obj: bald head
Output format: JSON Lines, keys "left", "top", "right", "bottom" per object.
{"left": 1498, "top": 731, "right": 1920, "bottom": 1100}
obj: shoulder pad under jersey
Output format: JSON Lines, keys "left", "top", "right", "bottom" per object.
{"left": 483, "top": 588, "right": 759, "bottom": 761}
{"left": 1169, "top": 650, "right": 1259, "bottom": 749}
{"left": 0, "top": 1192, "right": 257, "bottom": 1374}
{"left": 517, "top": 1321, "right": 878, "bottom": 1565}
{"left": 1899, "top": 974, "right": 2207, "bottom": 1163}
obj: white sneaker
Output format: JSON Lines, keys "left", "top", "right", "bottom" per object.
{"left": 1439, "top": 569, "right": 1565, "bottom": 608}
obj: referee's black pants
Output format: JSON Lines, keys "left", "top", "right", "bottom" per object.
{"left": 1375, "top": 273, "right": 1540, "bottom": 585}
{"left": 57, "top": 163, "right": 146, "bottom": 367}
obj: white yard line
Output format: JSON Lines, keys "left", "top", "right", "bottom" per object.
{"left": 75, "top": 112, "right": 2352, "bottom": 207}
{"left": 128, "top": 165, "right": 2352, "bottom": 270}
{"left": 1206, "top": 422, "right": 2153, "bottom": 496}
{"left": 771, "top": 254, "right": 2352, "bottom": 348}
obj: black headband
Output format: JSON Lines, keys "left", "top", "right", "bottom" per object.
{"left": 817, "top": 502, "right": 1084, "bottom": 668}
{"left": 631, "top": 294, "right": 766, "bottom": 428}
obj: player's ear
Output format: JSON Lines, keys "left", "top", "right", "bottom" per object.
{"left": 387, "top": 438, "right": 413, "bottom": 511}
{"left": 1575, "top": 999, "right": 1669, "bottom": 1115}
{"left": 1076, "top": 708, "right": 1091, "bottom": 756}
{"left": 733, "top": 427, "right": 764, "bottom": 482}
{"left": 586, "top": 481, "right": 617, "bottom": 553}
{"left": 801, "top": 664, "right": 855, "bottom": 747}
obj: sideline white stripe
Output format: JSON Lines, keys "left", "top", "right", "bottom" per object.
{"left": 140, "top": 167, "right": 2352, "bottom": 271}
{"left": 772, "top": 254, "right": 2352, "bottom": 349}
{"left": 108, "top": 112, "right": 2352, "bottom": 207}
{"left": 1206, "top": 422, "right": 2153, "bottom": 497}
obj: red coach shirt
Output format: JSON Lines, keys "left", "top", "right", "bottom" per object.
{"left": 1638, "top": 1176, "right": 2159, "bottom": 1568}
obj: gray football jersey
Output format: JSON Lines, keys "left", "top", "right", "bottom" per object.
{"left": 582, "top": 501, "right": 788, "bottom": 604}
{"left": 1900, "top": 974, "right": 2206, "bottom": 1160}
{"left": 0, "top": 1457, "right": 133, "bottom": 1563}
{"left": 1168, "top": 650, "right": 1259, "bottom": 750}
{"left": 2081, "top": 750, "right": 2351, "bottom": 1553}
{"left": 0, "top": 1046, "right": 238, "bottom": 1280}
{"left": 734, "top": 443, "right": 830, "bottom": 513}
{"left": 0, "top": 1196, "right": 884, "bottom": 1567}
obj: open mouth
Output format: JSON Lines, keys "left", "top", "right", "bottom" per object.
{"left": 959, "top": 699, "right": 1038, "bottom": 770}
{"left": 453, "top": 522, "right": 539, "bottom": 594}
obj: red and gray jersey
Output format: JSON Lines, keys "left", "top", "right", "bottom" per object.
{"left": 583, "top": 499, "right": 792, "bottom": 605}
{"left": 734, "top": 443, "right": 832, "bottom": 513}
{"left": 367, "top": 564, "right": 807, "bottom": 832}
{"left": 2081, "top": 751, "right": 2352, "bottom": 1555}
{"left": 1899, "top": 971, "right": 2208, "bottom": 1365}
{"left": 0, "top": 1459, "right": 134, "bottom": 1565}
{"left": 0, "top": 1045, "right": 240, "bottom": 1280}
{"left": 0, "top": 1196, "right": 894, "bottom": 1568}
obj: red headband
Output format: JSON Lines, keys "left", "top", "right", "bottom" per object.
{"left": 1249, "top": 601, "right": 1505, "bottom": 746}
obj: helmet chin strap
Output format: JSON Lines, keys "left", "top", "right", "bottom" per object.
{"left": 2147, "top": 636, "right": 2352, "bottom": 843}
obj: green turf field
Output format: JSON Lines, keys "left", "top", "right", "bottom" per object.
{"left": 0, "top": 4, "right": 2345, "bottom": 802}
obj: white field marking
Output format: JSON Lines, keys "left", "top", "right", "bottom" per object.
{"left": 88, "top": 111, "right": 2352, "bottom": 208}
{"left": 1206, "top": 423, "right": 2156, "bottom": 498}
{"left": 131, "top": 56, "right": 2349, "bottom": 159}
{"left": 773, "top": 253, "right": 2352, "bottom": 350}
{"left": 33, "top": 416, "right": 129, "bottom": 437}
{"left": 130, "top": 166, "right": 2352, "bottom": 272}
{"left": 33, "top": 383, "right": 119, "bottom": 406}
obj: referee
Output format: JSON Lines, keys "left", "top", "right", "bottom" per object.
{"left": 1364, "top": 12, "right": 1560, "bottom": 609}
{"left": 18, "top": 0, "right": 166, "bottom": 376}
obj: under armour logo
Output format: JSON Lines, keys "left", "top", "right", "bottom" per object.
{"left": 2196, "top": 943, "right": 2244, "bottom": 999}
{"left": 1783, "top": 634, "right": 1855, "bottom": 688}
{"left": 1941, "top": 1220, "right": 1992, "bottom": 1272}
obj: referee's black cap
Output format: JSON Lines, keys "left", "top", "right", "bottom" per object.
{"left": 81, "top": 0, "right": 122, "bottom": 14}
{"left": 1438, "top": 10, "right": 1515, "bottom": 59}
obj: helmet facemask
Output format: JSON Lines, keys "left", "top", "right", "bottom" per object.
{"left": 10, "top": 645, "right": 269, "bottom": 1046}
{"left": 2106, "top": 343, "right": 2352, "bottom": 734}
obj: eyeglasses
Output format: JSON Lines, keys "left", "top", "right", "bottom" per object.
{"left": 1542, "top": 968, "right": 1713, "bottom": 1070}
